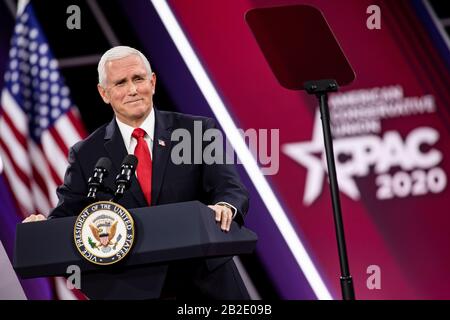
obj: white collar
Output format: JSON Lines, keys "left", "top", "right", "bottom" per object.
{"left": 115, "top": 107, "right": 155, "bottom": 151}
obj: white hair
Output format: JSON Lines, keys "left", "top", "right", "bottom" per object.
{"left": 97, "top": 46, "right": 152, "bottom": 87}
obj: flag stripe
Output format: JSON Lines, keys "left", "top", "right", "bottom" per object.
{"left": 0, "top": 140, "right": 31, "bottom": 189}
{"left": 67, "top": 109, "right": 87, "bottom": 139}
{"left": 0, "top": 109, "right": 28, "bottom": 147}
{"left": 30, "top": 181, "right": 51, "bottom": 215}
{"left": 29, "top": 142, "right": 59, "bottom": 206}
{"left": 30, "top": 164, "right": 52, "bottom": 208}
{"left": 1, "top": 89, "right": 28, "bottom": 135}
{"left": 55, "top": 114, "right": 82, "bottom": 149}
{"left": 0, "top": 119, "right": 31, "bottom": 175}
{"left": 54, "top": 278, "right": 77, "bottom": 300}
{"left": 53, "top": 277, "right": 88, "bottom": 300}
{"left": 49, "top": 126, "right": 69, "bottom": 158}
{"left": 71, "top": 288, "right": 88, "bottom": 300}
{"left": 41, "top": 131, "right": 69, "bottom": 180}
{"left": 38, "top": 143, "right": 64, "bottom": 187}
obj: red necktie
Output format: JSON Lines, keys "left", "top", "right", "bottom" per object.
{"left": 132, "top": 128, "right": 152, "bottom": 205}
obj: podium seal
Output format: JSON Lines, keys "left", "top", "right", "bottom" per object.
{"left": 74, "top": 201, "right": 135, "bottom": 265}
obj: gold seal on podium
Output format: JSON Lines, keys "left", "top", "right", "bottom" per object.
{"left": 74, "top": 201, "right": 134, "bottom": 265}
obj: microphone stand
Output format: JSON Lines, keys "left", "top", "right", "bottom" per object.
{"left": 304, "top": 79, "right": 355, "bottom": 300}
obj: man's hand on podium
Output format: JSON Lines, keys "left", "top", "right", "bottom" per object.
{"left": 22, "top": 214, "right": 47, "bottom": 223}
{"left": 208, "top": 204, "right": 233, "bottom": 232}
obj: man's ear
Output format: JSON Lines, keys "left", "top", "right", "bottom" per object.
{"left": 151, "top": 72, "right": 156, "bottom": 95}
{"left": 97, "top": 84, "right": 110, "bottom": 104}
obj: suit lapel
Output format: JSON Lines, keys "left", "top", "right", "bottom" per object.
{"left": 151, "top": 109, "right": 172, "bottom": 205}
{"left": 104, "top": 118, "right": 147, "bottom": 207}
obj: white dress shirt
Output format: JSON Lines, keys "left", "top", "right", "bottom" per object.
{"left": 115, "top": 107, "right": 155, "bottom": 157}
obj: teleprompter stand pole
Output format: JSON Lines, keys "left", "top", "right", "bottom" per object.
{"left": 304, "top": 79, "right": 355, "bottom": 300}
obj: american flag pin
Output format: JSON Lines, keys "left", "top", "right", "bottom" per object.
{"left": 158, "top": 139, "right": 166, "bottom": 147}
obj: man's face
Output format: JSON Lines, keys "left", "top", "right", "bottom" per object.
{"left": 97, "top": 54, "right": 156, "bottom": 126}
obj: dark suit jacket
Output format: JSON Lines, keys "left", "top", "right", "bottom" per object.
{"left": 49, "top": 108, "right": 249, "bottom": 297}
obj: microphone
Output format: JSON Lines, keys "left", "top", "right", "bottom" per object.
{"left": 87, "top": 157, "right": 112, "bottom": 199}
{"left": 113, "top": 154, "right": 138, "bottom": 201}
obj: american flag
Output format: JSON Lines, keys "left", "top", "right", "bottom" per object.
{"left": 0, "top": 2, "right": 87, "bottom": 299}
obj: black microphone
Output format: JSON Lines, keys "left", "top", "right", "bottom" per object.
{"left": 113, "top": 154, "right": 138, "bottom": 201}
{"left": 87, "top": 157, "right": 112, "bottom": 199}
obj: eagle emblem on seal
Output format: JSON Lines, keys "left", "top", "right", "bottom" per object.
{"left": 88, "top": 215, "right": 121, "bottom": 253}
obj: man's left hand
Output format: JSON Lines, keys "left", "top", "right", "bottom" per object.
{"left": 208, "top": 204, "right": 233, "bottom": 232}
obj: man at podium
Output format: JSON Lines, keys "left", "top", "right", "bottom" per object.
{"left": 23, "top": 46, "right": 250, "bottom": 300}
